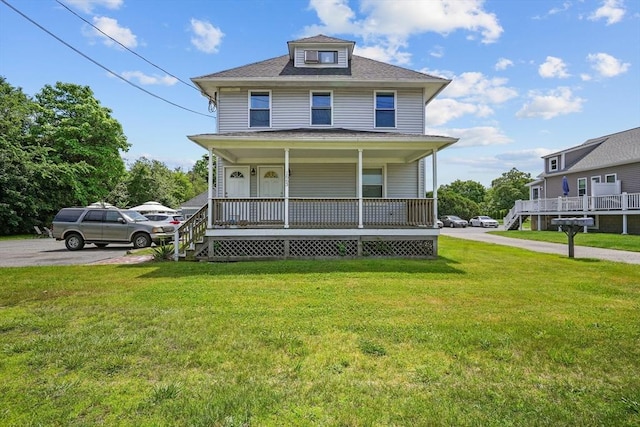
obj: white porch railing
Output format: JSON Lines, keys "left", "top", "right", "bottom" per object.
{"left": 211, "top": 197, "right": 435, "bottom": 228}
{"left": 504, "top": 192, "right": 640, "bottom": 230}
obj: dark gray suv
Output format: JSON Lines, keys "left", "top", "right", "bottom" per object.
{"left": 52, "top": 208, "right": 176, "bottom": 251}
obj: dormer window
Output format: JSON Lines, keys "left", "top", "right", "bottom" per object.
{"left": 304, "top": 50, "right": 337, "bottom": 64}
{"left": 548, "top": 156, "right": 559, "bottom": 172}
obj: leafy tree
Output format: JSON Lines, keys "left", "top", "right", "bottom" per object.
{"left": 486, "top": 168, "right": 532, "bottom": 212}
{"left": 189, "top": 154, "right": 214, "bottom": 196}
{"left": 436, "top": 188, "right": 481, "bottom": 220}
{"left": 440, "top": 179, "right": 486, "bottom": 205}
{"left": 126, "top": 157, "right": 189, "bottom": 208}
{"left": 31, "top": 82, "right": 130, "bottom": 207}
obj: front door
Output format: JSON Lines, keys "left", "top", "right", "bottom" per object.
{"left": 224, "top": 167, "right": 250, "bottom": 223}
{"left": 258, "top": 166, "right": 284, "bottom": 221}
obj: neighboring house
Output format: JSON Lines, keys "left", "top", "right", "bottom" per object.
{"left": 178, "top": 35, "right": 457, "bottom": 261}
{"left": 180, "top": 190, "right": 209, "bottom": 219}
{"left": 505, "top": 127, "right": 640, "bottom": 234}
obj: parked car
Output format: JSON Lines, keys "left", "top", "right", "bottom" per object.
{"left": 52, "top": 207, "right": 176, "bottom": 251}
{"left": 144, "top": 214, "right": 184, "bottom": 225}
{"left": 440, "top": 215, "right": 468, "bottom": 228}
{"left": 436, "top": 219, "right": 444, "bottom": 228}
{"left": 469, "top": 215, "right": 499, "bottom": 228}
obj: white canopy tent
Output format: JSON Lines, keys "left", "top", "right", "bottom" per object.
{"left": 129, "top": 201, "right": 177, "bottom": 215}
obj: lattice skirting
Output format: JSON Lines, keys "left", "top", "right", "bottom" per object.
{"left": 194, "top": 236, "right": 437, "bottom": 261}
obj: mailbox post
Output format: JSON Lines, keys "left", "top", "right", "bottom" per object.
{"left": 550, "top": 217, "right": 594, "bottom": 258}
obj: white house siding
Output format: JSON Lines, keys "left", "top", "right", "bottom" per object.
{"left": 218, "top": 88, "right": 425, "bottom": 134}
{"left": 289, "top": 163, "right": 356, "bottom": 197}
{"left": 387, "top": 163, "right": 419, "bottom": 197}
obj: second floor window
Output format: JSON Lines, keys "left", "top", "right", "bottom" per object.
{"left": 249, "top": 91, "right": 270, "bottom": 127}
{"left": 311, "top": 92, "right": 332, "bottom": 125}
{"left": 548, "top": 156, "right": 559, "bottom": 172}
{"left": 375, "top": 91, "right": 396, "bottom": 128}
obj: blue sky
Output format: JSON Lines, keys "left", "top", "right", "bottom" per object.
{"left": 1, "top": 0, "right": 638, "bottom": 187}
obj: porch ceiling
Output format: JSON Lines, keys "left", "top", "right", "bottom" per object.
{"left": 187, "top": 130, "right": 457, "bottom": 164}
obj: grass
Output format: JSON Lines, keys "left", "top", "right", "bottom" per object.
{"left": 1, "top": 236, "right": 639, "bottom": 426}
{"left": 491, "top": 230, "right": 640, "bottom": 252}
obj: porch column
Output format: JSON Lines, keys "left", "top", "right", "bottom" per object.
{"left": 208, "top": 147, "right": 214, "bottom": 229}
{"left": 358, "top": 149, "right": 363, "bottom": 229}
{"left": 622, "top": 192, "right": 628, "bottom": 235}
{"left": 432, "top": 149, "right": 438, "bottom": 228}
{"left": 284, "top": 148, "right": 290, "bottom": 229}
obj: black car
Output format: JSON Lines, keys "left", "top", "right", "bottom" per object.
{"left": 440, "top": 215, "right": 468, "bottom": 228}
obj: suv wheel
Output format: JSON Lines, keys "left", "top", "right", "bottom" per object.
{"left": 132, "top": 233, "right": 152, "bottom": 249}
{"left": 65, "top": 233, "right": 85, "bottom": 251}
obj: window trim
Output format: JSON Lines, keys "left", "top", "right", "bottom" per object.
{"left": 310, "top": 90, "right": 333, "bottom": 126}
{"left": 548, "top": 156, "right": 559, "bottom": 172}
{"left": 318, "top": 51, "right": 338, "bottom": 64}
{"left": 248, "top": 90, "right": 271, "bottom": 128}
{"left": 605, "top": 173, "right": 617, "bottom": 183}
{"left": 362, "top": 166, "right": 385, "bottom": 198}
{"left": 577, "top": 177, "right": 587, "bottom": 197}
{"left": 374, "top": 90, "right": 397, "bottom": 128}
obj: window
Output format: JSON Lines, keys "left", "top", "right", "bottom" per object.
{"left": 375, "top": 92, "right": 396, "bottom": 128}
{"left": 311, "top": 91, "right": 332, "bottom": 125}
{"left": 362, "top": 168, "right": 383, "bottom": 198}
{"left": 105, "top": 211, "right": 122, "bottom": 223}
{"left": 249, "top": 91, "right": 270, "bottom": 127}
{"left": 532, "top": 187, "right": 540, "bottom": 200}
{"left": 318, "top": 51, "right": 337, "bottom": 64}
{"left": 577, "top": 178, "right": 587, "bottom": 196}
{"left": 591, "top": 176, "right": 601, "bottom": 184}
{"left": 82, "top": 210, "right": 104, "bottom": 222}
{"left": 548, "top": 156, "right": 559, "bottom": 172}
{"left": 605, "top": 173, "right": 617, "bottom": 183}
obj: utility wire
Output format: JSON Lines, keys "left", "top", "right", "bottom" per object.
{"left": 1, "top": 0, "right": 213, "bottom": 118}
{"left": 55, "top": 0, "right": 200, "bottom": 93}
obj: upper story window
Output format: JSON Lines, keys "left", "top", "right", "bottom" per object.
{"left": 249, "top": 91, "right": 270, "bottom": 127}
{"left": 375, "top": 91, "right": 396, "bottom": 128}
{"left": 311, "top": 91, "right": 332, "bottom": 125}
{"left": 548, "top": 156, "right": 559, "bottom": 172}
{"left": 304, "top": 50, "right": 337, "bottom": 64}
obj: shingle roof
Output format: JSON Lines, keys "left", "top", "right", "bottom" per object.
{"left": 193, "top": 54, "right": 448, "bottom": 82}
{"left": 568, "top": 127, "right": 640, "bottom": 171}
{"left": 190, "top": 127, "right": 455, "bottom": 141}
{"left": 288, "top": 34, "right": 353, "bottom": 44}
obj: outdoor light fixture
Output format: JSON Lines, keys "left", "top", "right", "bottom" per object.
{"left": 251, "top": 168, "right": 256, "bottom": 176}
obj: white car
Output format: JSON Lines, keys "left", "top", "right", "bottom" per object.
{"left": 469, "top": 216, "right": 499, "bottom": 228}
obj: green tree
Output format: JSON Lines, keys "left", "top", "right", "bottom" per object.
{"left": 31, "top": 82, "right": 130, "bottom": 207}
{"left": 440, "top": 179, "right": 487, "bottom": 205}
{"left": 436, "top": 188, "right": 480, "bottom": 220}
{"left": 486, "top": 168, "right": 532, "bottom": 213}
{"left": 126, "top": 157, "right": 189, "bottom": 208}
{"left": 189, "top": 154, "right": 215, "bottom": 196}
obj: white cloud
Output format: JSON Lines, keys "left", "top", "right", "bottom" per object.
{"left": 588, "top": 0, "right": 626, "bottom": 25}
{"left": 190, "top": 18, "right": 224, "bottom": 54}
{"left": 496, "top": 148, "right": 555, "bottom": 162}
{"left": 63, "top": 0, "right": 122, "bottom": 13}
{"left": 444, "top": 72, "right": 518, "bottom": 104}
{"left": 354, "top": 44, "right": 411, "bottom": 65}
{"left": 587, "top": 52, "right": 630, "bottom": 77}
{"left": 538, "top": 56, "right": 570, "bottom": 78}
{"left": 580, "top": 73, "right": 592, "bottom": 81}
{"left": 495, "top": 58, "right": 513, "bottom": 71}
{"left": 304, "top": 0, "right": 503, "bottom": 64}
{"left": 83, "top": 16, "right": 137, "bottom": 48}
{"left": 430, "top": 45, "right": 445, "bottom": 58}
{"left": 434, "top": 126, "right": 512, "bottom": 147}
{"left": 121, "top": 71, "right": 178, "bottom": 86}
{"left": 516, "top": 87, "right": 585, "bottom": 119}
{"left": 426, "top": 99, "right": 493, "bottom": 126}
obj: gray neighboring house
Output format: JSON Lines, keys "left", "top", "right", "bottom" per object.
{"left": 176, "top": 35, "right": 458, "bottom": 261}
{"left": 180, "top": 191, "right": 209, "bottom": 219}
{"left": 505, "top": 127, "right": 640, "bottom": 234}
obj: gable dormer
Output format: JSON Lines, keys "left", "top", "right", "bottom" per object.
{"left": 287, "top": 34, "right": 355, "bottom": 69}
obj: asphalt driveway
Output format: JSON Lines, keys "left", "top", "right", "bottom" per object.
{"left": 0, "top": 238, "right": 137, "bottom": 267}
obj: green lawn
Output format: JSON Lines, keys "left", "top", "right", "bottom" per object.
{"left": 491, "top": 230, "right": 640, "bottom": 252}
{"left": 1, "top": 236, "right": 639, "bottom": 426}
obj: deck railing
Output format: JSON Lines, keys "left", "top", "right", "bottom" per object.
{"left": 504, "top": 192, "right": 640, "bottom": 230}
{"left": 210, "top": 197, "right": 435, "bottom": 228}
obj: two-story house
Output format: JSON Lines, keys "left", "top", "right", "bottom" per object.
{"left": 178, "top": 35, "right": 458, "bottom": 261}
{"left": 504, "top": 127, "right": 640, "bottom": 234}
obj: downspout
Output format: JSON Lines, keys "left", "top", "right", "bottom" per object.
{"left": 432, "top": 149, "right": 438, "bottom": 228}
{"left": 208, "top": 147, "right": 214, "bottom": 229}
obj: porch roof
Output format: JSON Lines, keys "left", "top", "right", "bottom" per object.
{"left": 187, "top": 128, "right": 458, "bottom": 164}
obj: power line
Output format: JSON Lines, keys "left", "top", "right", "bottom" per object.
{"left": 1, "top": 0, "right": 213, "bottom": 118}
{"left": 55, "top": 0, "right": 200, "bottom": 93}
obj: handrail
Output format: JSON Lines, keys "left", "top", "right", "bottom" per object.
{"left": 174, "top": 204, "right": 208, "bottom": 260}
